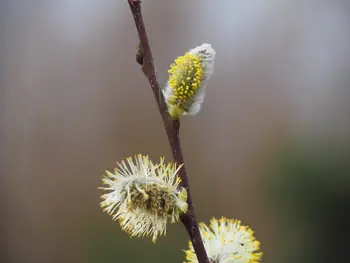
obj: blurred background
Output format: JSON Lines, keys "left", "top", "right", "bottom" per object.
{"left": 1, "top": 1, "right": 350, "bottom": 263}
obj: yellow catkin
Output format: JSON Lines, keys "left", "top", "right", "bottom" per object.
{"left": 168, "top": 52, "right": 203, "bottom": 106}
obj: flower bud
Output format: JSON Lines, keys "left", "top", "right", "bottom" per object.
{"left": 163, "top": 43, "right": 216, "bottom": 118}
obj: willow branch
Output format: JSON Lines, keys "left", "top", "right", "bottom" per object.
{"left": 127, "top": 1, "right": 209, "bottom": 262}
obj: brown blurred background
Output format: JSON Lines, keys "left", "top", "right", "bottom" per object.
{"left": 1, "top": 1, "right": 350, "bottom": 263}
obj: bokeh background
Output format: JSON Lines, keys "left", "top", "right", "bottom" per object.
{"left": 1, "top": 1, "right": 350, "bottom": 263}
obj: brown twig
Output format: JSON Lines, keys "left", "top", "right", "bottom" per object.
{"left": 127, "top": 1, "right": 209, "bottom": 262}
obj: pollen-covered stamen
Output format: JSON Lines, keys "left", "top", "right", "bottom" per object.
{"left": 184, "top": 217, "right": 262, "bottom": 263}
{"left": 168, "top": 52, "right": 203, "bottom": 106}
{"left": 99, "top": 154, "right": 188, "bottom": 242}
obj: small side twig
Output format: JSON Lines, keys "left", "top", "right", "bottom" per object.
{"left": 127, "top": 1, "right": 209, "bottom": 263}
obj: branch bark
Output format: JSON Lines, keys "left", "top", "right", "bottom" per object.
{"left": 127, "top": 1, "right": 209, "bottom": 263}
